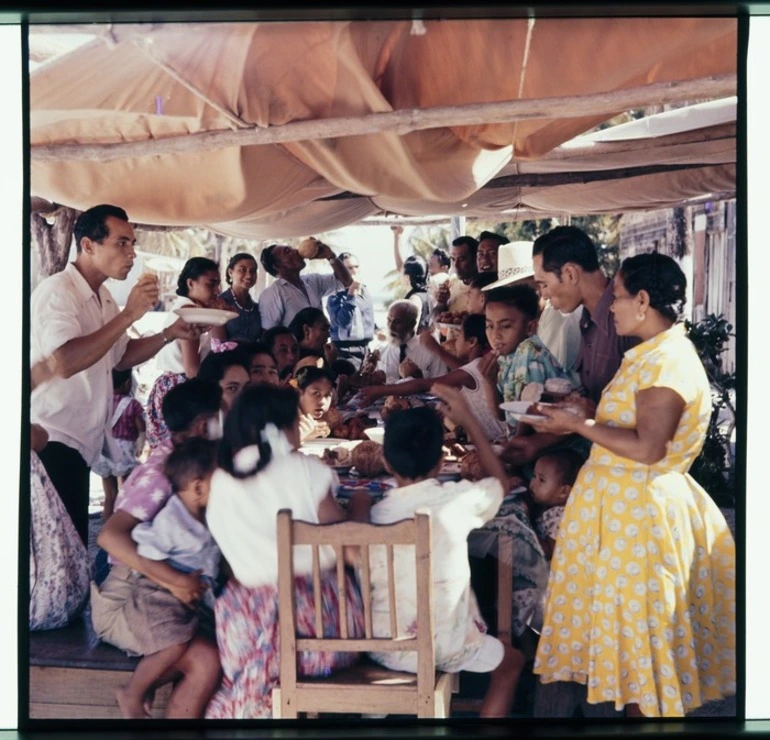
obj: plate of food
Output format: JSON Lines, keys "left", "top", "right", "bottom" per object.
{"left": 173, "top": 307, "right": 239, "bottom": 326}
{"left": 499, "top": 401, "right": 548, "bottom": 423}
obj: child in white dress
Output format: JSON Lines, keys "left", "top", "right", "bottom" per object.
{"left": 368, "top": 384, "right": 525, "bottom": 718}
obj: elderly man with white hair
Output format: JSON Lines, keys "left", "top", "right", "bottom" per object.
{"left": 377, "top": 300, "right": 447, "bottom": 383}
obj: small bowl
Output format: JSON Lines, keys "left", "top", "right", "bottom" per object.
{"left": 363, "top": 428, "right": 385, "bottom": 445}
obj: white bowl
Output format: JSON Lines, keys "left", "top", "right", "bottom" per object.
{"left": 363, "top": 428, "right": 385, "bottom": 445}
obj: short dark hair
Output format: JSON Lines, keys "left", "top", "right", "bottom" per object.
{"left": 338, "top": 252, "right": 357, "bottom": 263}
{"left": 470, "top": 272, "right": 499, "bottom": 291}
{"left": 384, "top": 407, "right": 444, "bottom": 479}
{"left": 176, "top": 257, "right": 220, "bottom": 297}
{"left": 219, "top": 384, "right": 300, "bottom": 477}
{"left": 225, "top": 252, "right": 257, "bottom": 285}
{"left": 536, "top": 449, "right": 586, "bottom": 487}
{"left": 289, "top": 307, "right": 328, "bottom": 343}
{"left": 461, "top": 313, "right": 490, "bottom": 350}
{"left": 164, "top": 438, "right": 219, "bottom": 494}
{"left": 197, "top": 349, "right": 249, "bottom": 385}
{"left": 162, "top": 379, "right": 222, "bottom": 434}
{"left": 403, "top": 254, "right": 428, "bottom": 292}
{"left": 111, "top": 368, "right": 133, "bottom": 391}
{"left": 260, "top": 245, "right": 280, "bottom": 277}
{"left": 451, "top": 236, "right": 479, "bottom": 258}
{"left": 484, "top": 283, "right": 540, "bottom": 321}
{"left": 331, "top": 359, "right": 357, "bottom": 377}
{"left": 73, "top": 204, "right": 129, "bottom": 253}
{"left": 533, "top": 226, "right": 600, "bottom": 275}
{"left": 295, "top": 365, "right": 335, "bottom": 391}
{"left": 262, "top": 326, "right": 295, "bottom": 352}
{"left": 477, "top": 231, "right": 509, "bottom": 246}
{"left": 431, "top": 248, "right": 451, "bottom": 269}
{"left": 618, "top": 252, "right": 687, "bottom": 322}
{"left": 239, "top": 341, "right": 276, "bottom": 365}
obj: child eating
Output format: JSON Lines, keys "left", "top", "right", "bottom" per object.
{"left": 367, "top": 383, "right": 525, "bottom": 718}
{"left": 295, "top": 365, "right": 336, "bottom": 442}
{"left": 528, "top": 449, "right": 584, "bottom": 560}
{"left": 358, "top": 314, "right": 506, "bottom": 441}
{"left": 113, "top": 438, "right": 221, "bottom": 719}
{"left": 482, "top": 284, "right": 568, "bottom": 434}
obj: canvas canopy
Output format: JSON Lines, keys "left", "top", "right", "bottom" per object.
{"left": 30, "top": 17, "right": 737, "bottom": 237}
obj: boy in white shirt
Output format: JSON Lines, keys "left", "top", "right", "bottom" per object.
{"left": 368, "top": 384, "right": 525, "bottom": 718}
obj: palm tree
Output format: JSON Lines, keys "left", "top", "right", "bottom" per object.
{"left": 384, "top": 224, "right": 453, "bottom": 300}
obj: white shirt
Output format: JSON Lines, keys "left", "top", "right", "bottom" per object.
{"left": 30, "top": 262, "right": 130, "bottom": 466}
{"left": 132, "top": 494, "right": 220, "bottom": 581}
{"left": 154, "top": 296, "right": 211, "bottom": 374}
{"left": 368, "top": 476, "right": 503, "bottom": 673}
{"left": 378, "top": 335, "right": 447, "bottom": 383}
{"left": 206, "top": 450, "right": 337, "bottom": 588}
{"left": 460, "top": 358, "right": 507, "bottom": 441}
{"left": 537, "top": 302, "right": 582, "bottom": 383}
{"left": 447, "top": 276, "right": 471, "bottom": 313}
{"left": 259, "top": 273, "right": 344, "bottom": 330}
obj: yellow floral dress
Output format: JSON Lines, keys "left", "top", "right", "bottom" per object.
{"left": 533, "top": 324, "right": 736, "bottom": 717}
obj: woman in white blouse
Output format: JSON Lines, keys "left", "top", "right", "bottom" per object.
{"left": 146, "top": 258, "right": 222, "bottom": 448}
{"left": 204, "top": 384, "right": 371, "bottom": 719}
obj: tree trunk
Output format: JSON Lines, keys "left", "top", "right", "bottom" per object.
{"left": 31, "top": 206, "right": 78, "bottom": 277}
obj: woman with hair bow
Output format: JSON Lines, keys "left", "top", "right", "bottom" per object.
{"left": 204, "top": 384, "right": 372, "bottom": 719}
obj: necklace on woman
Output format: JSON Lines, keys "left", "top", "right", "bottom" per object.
{"left": 231, "top": 290, "right": 254, "bottom": 313}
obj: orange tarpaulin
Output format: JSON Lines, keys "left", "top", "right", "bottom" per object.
{"left": 30, "top": 18, "right": 737, "bottom": 236}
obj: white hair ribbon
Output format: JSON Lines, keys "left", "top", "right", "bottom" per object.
{"left": 232, "top": 424, "right": 293, "bottom": 474}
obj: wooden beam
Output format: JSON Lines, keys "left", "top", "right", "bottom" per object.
{"left": 540, "top": 121, "right": 735, "bottom": 162}
{"left": 30, "top": 74, "right": 736, "bottom": 163}
{"left": 317, "top": 162, "right": 723, "bottom": 201}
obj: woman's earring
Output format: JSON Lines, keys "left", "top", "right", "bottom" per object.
{"left": 636, "top": 312, "right": 646, "bottom": 322}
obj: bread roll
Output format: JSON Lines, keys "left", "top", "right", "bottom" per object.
{"left": 459, "top": 451, "right": 484, "bottom": 481}
{"left": 351, "top": 440, "right": 386, "bottom": 477}
{"left": 520, "top": 382, "right": 544, "bottom": 403}
{"left": 381, "top": 395, "right": 410, "bottom": 420}
{"left": 398, "top": 358, "right": 422, "bottom": 379}
{"left": 323, "top": 408, "right": 343, "bottom": 429}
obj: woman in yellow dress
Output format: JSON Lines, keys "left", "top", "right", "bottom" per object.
{"left": 530, "top": 252, "right": 735, "bottom": 718}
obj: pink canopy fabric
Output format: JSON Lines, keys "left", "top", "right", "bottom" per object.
{"left": 30, "top": 18, "right": 737, "bottom": 236}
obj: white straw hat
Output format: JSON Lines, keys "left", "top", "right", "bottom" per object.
{"left": 481, "top": 241, "right": 535, "bottom": 291}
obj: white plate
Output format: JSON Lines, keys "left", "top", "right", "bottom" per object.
{"left": 509, "top": 412, "right": 548, "bottom": 424}
{"left": 499, "top": 401, "right": 537, "bottom": 414}
{"left": 363, "top": 428, "right": 385, "bottom": 445}
{"left": 173, "top": 307, "right": 239, "bottom": 326}
{"left": 300, "top": 438, "right": 349, "bottom": 456}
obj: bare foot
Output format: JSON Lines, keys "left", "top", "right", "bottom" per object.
{"left": 116, "top": 686, "right": 151, "bottom": 719}
{"left": 142, "top": 689, "right": 155, "bottom": 717}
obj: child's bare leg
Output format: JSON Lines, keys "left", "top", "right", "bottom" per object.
{"left": 479, "top": 644, "right": 526, "bottom": 718}
{"left": 164, "top": 635, "right": 222, "bottom": 719}
{"left": 101, "top": 476, "right": 119, "bottom": 521}
{"left": 117, "top": 643, "right": 187, "bottom": 719}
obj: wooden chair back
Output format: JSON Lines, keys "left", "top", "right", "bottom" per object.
{"left": 275, "top": 508, "right": 452, "bottom": 718}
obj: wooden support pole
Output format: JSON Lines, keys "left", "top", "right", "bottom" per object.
{"left": 30, "top": 74, "right": 736, "bottom": 163}
{"left": 31, "top": 206, "right": 78, "bottom": 277}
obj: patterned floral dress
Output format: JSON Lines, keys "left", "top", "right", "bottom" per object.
{"left": 533, "top": 324, "right": 736, "bottom": 717}
{"left": 205, "top": 572, "right": 365, "bottom": 719}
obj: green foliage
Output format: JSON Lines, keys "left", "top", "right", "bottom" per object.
{"left": 684, "top": 314, "right": 736, "bottom": 507}
{"left": 383, "top": 225, "right": 452, "bottom": 300}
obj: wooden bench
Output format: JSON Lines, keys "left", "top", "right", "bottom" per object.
{"left": 29, "top": 610, "right": 171, "bottom": 719}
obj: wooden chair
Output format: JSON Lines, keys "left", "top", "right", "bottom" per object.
{"left": 271, "top": 508, "right": 457, "bottom": 719}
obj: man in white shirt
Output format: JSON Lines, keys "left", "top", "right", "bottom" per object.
{"left": 258, "top": 242, "right": 353, "bottom": 330}
{"left": 31, "top": 204, "right": 199, "bottom": 544}
{"left": 433, "top": 235, "right": 479, "bottom": 315}
{"left": 377, "top": 300, "right": 446, "bottom": 383}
